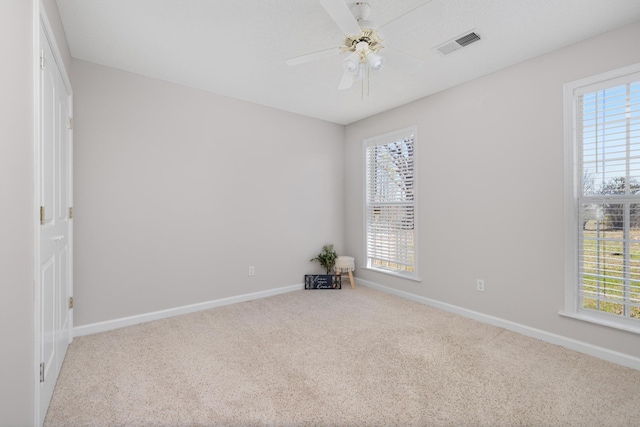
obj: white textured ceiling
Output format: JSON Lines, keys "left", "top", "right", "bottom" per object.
{"left": 56, "top": 0, "right": 640, "bottom": 125}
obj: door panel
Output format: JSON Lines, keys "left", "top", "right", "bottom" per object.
{"left": 40, "top": 256, "right": 55, "bottom": 373}
{"left": 41, "top": 61, "right": 55, "bottom": 226}
{"left": 57, "top": 93, "right": 67, "bottom": 221}
{"left": 39, "top": 254, "right": 57, "bottom": 419}
{"left": 57, "top": 245, "right": 69, "bottom": 373}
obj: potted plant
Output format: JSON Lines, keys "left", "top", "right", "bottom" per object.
{"left": 310, "top": 244, "right": 338, "bottom": 274}
{"left": 306, "top": 244, "right": 341, "bottom": 289}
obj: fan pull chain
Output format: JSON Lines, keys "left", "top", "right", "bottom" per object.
{"left": 361, "top": 65, "right": 371, "bottom": 100}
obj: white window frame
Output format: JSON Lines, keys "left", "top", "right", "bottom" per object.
{"left": 562, "top": 63, "right": 640, "bottom": 334}
{"left": 363, "top": 126, "right": 419, "bottom": 281}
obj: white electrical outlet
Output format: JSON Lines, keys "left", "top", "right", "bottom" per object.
{"left": 248, "top": 266, "right": 255, "bottom": 277}
{"left": 476, "top": 279, "right": 485, "bottom": 292}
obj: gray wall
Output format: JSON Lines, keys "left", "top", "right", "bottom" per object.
{"left": 0, "top": 2, "right": 34, "bottom": 426}
{"left": 72, "top": 60, "right": 345, "bottom": 326}
{"left": 344, "top": 20, "right": 640, "bottom": 359}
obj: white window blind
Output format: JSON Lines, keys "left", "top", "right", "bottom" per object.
{"left": 576, "top": 73, "right": 640, "bottom": 322}
{"left": 364, "top": 127, "right": 417, "bottom": 279}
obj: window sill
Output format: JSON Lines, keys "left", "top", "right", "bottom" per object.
{"left": 362, "top": 266, "right": 422, "bottom": 283}
{"left": 558, "top": 310, "right": 640, "bottom": 335}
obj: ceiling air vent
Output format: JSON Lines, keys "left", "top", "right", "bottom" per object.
{"left": 434, "top": 31, "right": 481, "bottom": 56}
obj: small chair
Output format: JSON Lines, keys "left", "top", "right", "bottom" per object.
{"left": 335, "top": 256, "right": 356, "bottom": 289}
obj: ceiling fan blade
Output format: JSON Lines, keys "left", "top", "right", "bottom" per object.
{"left": 338, "top": 72, "right": 354, "bottom": 90}
{"left": 286, "top": 47, "right": 341, "bottom": 66}
{"left": 378, "top": 0, "right": 443, "bottom": 39}
{"left": 320, "top": 0, "right": 362, "bottom": 36}
{"left": 382, "top": 47, "right": 424, "bottom": 73}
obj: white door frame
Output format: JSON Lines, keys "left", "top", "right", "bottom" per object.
{"left": 33, "top": 2, "right": 74, "bottom": 425}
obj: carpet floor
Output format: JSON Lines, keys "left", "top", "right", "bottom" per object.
{"left": 45, "top": 286, "right": 640, "bottom": 426}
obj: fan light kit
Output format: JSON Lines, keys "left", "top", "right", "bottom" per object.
{"left": 286, "top": 0, "right": 444, "bottom": 96}
{"left": 340, "top": 3, "right": 383, "bottom": 92}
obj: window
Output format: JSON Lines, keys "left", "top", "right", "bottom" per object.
{"left": 364, "top": 126, "right": 418, "bottom": 280}
{"left": 564, "top": 64, "right": 640, "bottom": 332}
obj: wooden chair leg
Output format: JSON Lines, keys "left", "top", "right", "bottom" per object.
{"left": 348, "top": 270, "right": 355, "bottom": 289}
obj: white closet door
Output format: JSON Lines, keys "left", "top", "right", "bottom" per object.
{"left": 37, "top": 22, "right": 73, "bottom": 426}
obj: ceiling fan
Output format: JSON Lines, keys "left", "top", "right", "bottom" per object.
{"left": 286, "top": 0, "right": 443, "bottom": 91}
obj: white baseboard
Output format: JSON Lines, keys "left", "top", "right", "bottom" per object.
{"left": 74, "top": 283, "right": 304, "bottom": 337}
{"left": 356, "top": 278, "right": 640, "bottom": 371}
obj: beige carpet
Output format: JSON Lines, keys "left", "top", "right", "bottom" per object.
{"left": 45, "top": 286, "right": 640, "bottom": 426}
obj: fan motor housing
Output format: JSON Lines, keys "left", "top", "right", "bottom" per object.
{"left": 344, "top": 28, "right": 383, "bottom": 54}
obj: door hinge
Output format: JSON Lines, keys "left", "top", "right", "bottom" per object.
{"left": 69, "top": 297, "right": 74, "bottom": 310}
{"left": 40, "top": 51, "right": 45, "bottom": 70}
{"left": 40, "top": 362, "right": 45, "bottom": 383}
{"left": 40, "top": 206, "right": 45, "bottom": 225}
{"left": 69, "top": 207, "right": 73, "bottom": 219}
{"left": 68, "top": 117, "right": 73, "bottom": 130}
